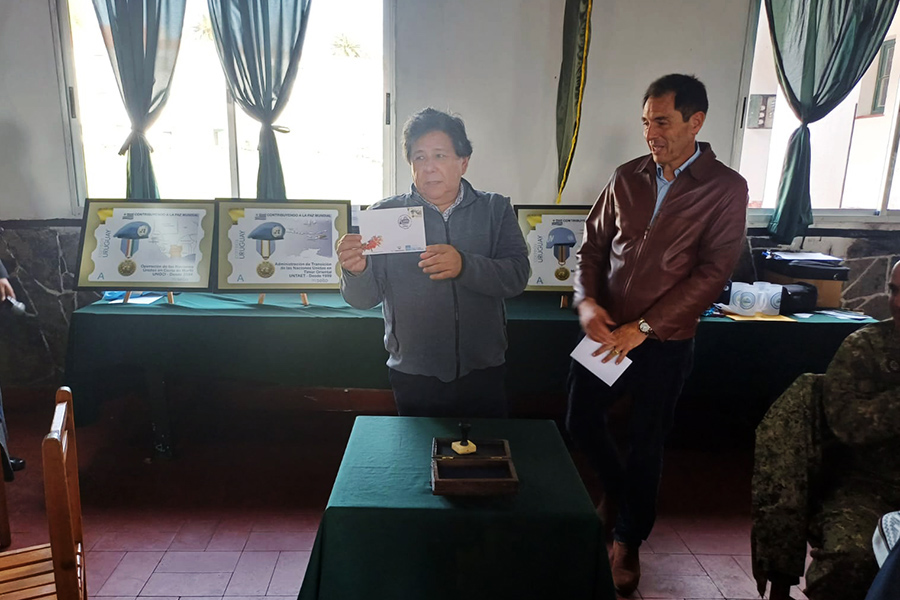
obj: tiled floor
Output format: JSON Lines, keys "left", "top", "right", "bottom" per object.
{"left": 1, "top": 384, "right": 809, "bottom": 600}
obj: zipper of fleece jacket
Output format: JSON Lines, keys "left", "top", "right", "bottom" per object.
{"left": 442, "top": 216, "right": 461, "bottom": 380}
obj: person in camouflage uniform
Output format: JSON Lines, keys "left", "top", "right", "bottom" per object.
{"left": 752, "top": 260, "right": 900, "bottom": 600}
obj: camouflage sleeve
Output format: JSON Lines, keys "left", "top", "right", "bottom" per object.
{"left": 752, "top": 373, "right": 825, "bottom": 589}
{"left": 822, "top": 325, "right": 900, "bottom": 447}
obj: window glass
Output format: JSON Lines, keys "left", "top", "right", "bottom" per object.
{"left": 739, "top": 6, "right": 900, "bottom": 212}
{"left": 233, "top": 0, "right": 384, "bottom": 203}
{"left": 68, "top": 0, "right": 383, "bottom": 203}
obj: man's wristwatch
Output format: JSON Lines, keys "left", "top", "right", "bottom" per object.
{"left": 638, "top": 318, "right": 653, "bottom": 335}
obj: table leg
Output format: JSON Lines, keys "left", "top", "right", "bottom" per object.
{"left": 146, "top": 367, "right": 174, "bottom": 460}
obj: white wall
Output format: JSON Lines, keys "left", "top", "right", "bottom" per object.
{"left": 393, "top": 0, "right": 563, "bottom": 205}
{"left": 1, "top": 0, "right": 755, "bottom": 219}
{"left": 0, "top": 0, "right": 76, "bottom": 220}
{"left": 741, "top": 8, "right": 777, "bottom": 207}
{"left": 843, "top": 14, "right": 900, "bottom": 210}
{"left": 394, "top": 0, "right": 755, "bottom": 207}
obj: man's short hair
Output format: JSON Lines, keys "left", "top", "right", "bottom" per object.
{"left": 403, "top": 108, "right": 473, "bottom": 163}
{"left": 643, "top": 74, "right": 709, "bottom": 122}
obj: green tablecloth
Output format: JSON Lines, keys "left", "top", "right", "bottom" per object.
{"left": 297, "top": 416, "right": 615, "bottom": 600}
{"left": 65, "top": 292, "right": 873, "bottom": 427}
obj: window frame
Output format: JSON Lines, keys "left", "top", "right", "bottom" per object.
{"left": 872, "top": 38, "right": 895, "bottom": 115}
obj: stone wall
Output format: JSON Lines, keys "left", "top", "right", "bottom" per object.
{"left": 0, "top": 223, "right": 896, "bottom": 387}
{"left": 0, "top": 223, "right": 100, "bottom": 386}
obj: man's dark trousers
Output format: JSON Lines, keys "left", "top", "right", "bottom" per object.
{"left": 566, "top": 337, "right": 694, "bottom": 546}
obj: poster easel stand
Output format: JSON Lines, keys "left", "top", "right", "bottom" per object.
{"left": 257, "top": 293, "right": 311, "bottom": 306}
{"left": 122, "top": 291, "right": 175, "bottom": 304}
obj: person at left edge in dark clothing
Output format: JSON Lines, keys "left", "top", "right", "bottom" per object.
{"left": 337, "top": 108, "right": 529, "bottom": 419}
{"left": 0, "top": 259, "right": 27, "bottom": 480}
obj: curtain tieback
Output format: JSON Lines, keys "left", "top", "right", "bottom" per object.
{"left": 270, "top": 125, "right": 290, "bottom": 134}
{"left": 118, "top": 130, "right": 154, "bottom": 156}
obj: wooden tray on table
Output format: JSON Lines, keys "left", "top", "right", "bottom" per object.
{"left": 430, "top": 437, "right": 519, "bottom": 496}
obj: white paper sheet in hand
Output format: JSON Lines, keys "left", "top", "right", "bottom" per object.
{"left": 358, "top": 206, "right": 427, "bottom": 255}
{"left": 570, "top": 336, "right": 632, "bottom": 386}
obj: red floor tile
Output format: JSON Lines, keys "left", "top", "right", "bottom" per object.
{"left": 155, "top": 551, "right": 241, "bottom": 573}
{"left": 86, "top": 550, "right": 125, "bottom": 594}
{"left": 225, "top": 551, "right": 279, "bottom": 596}
{"left": 695, "top": 554, "right": 759, "bottom": 598}
{"left": 645, "top": 523, "right": 692, "bottom": 555}
{"left": 637, "top": 573, "right": 723, "bottom": 598}
{"left": 676, "top": 532, "right": 751, "bottom": 556}
{"left": 207, "top": 528, "right": 251, "bottom": 551}
{"left": 641, "top": 552, "right": 706, "bottom": 576}
{"left": 92, "top": 530, "right": 176, "bottom": 551}
{"left": 268, "top": 551, "right": 312, "bottom": 595}
{"left": 140, "top": 571, "right": 231, "bottom": 596}
{"left": 243, "top": 531, "right": 317, "bottom": 552}
{"left": 169, "top": 520, "right": 219, "bottom": 551}
{"left": 96, "top": 551, "right": 164, "bottom": 596}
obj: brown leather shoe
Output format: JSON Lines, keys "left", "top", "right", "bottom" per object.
{"left": 611, "top": 540, "right": 641, "bottom": 596}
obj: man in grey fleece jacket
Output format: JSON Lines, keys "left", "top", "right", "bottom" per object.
{"left": 338, "top": 108, "right": 528, "bottom": 418}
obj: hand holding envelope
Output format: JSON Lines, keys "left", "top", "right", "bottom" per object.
{"left": 358, "top": 207, "right": 427, "bottom": 255}
{"left": 336, "top": 234, "right": 368, "bottom": 275}
{"left": 570, "top": 337, "right": 632, "bottom": 386}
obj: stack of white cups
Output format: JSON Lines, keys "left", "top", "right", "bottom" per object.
{"left": 728, "top": 281, "right": 783, "bottom": 316}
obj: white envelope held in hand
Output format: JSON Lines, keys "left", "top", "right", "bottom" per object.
{"left": 358, "top": 206, "right": 427, "bottom": 255}
{"left": 570, "top": 336, "right": 632, "bottom": 386}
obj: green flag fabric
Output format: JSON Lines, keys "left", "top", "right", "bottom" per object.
{"left": 555, "top": 0, "right": 592, "bottom": 204}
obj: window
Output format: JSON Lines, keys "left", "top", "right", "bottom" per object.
{"left": 737, "top": 3, "right": 900, "bottom": 218}
{"left": 64, "top": 0, "right": 386, "bottom": 204}
{"left": 872, "top": 39, "right": 895, "bottom": 115}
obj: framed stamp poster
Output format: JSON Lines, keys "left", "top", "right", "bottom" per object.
{"left": 215, "top": 200, "right": 351, "bottom": 292}
{"left": 75, "top": 199, "right": 215, "bottom": 291}
{"left": 515, "top": 205, "right": 592, "bottom": 292}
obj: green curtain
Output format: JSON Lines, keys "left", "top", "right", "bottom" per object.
{"left": 555, "top": 0, "right": 592, "bottom": 204}
{"left": 92, "top": 0, "right": 187, "bottom": 200}
{"left": 207, "top": 0, "right": 312, "bottom": 201}
{"left": 765, "top": 0, "right": 898, "bottom": 243}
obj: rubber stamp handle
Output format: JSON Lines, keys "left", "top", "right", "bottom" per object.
{"left": 459, "top": 422, "right": 471, "bottom": 446}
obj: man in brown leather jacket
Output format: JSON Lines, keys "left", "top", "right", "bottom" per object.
{"left": 566, "top": 74, "right": 748, "bottom": 596}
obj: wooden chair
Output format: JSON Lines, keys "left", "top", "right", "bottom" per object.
{"left": 0, "top": 387, "right": 86, "bottom": 600}
{"left": 0, "top": 469, "right": 10, "bottom": 548}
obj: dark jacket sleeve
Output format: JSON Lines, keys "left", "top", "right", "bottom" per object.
{"left": 340, "top": 257, "right": 386, "bottom": 309}
{"left": 456, "top": 199, "right": 529, "bottom": 298}
{"left": 0, "top": 261, "right": 7, "bottom": 279}
{"left": 573, "top": 174, "right": 617, "bottom": 307}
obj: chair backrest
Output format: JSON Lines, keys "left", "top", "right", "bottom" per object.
{"left": 42, "top": 387, "right": 85, "bottom": 600}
